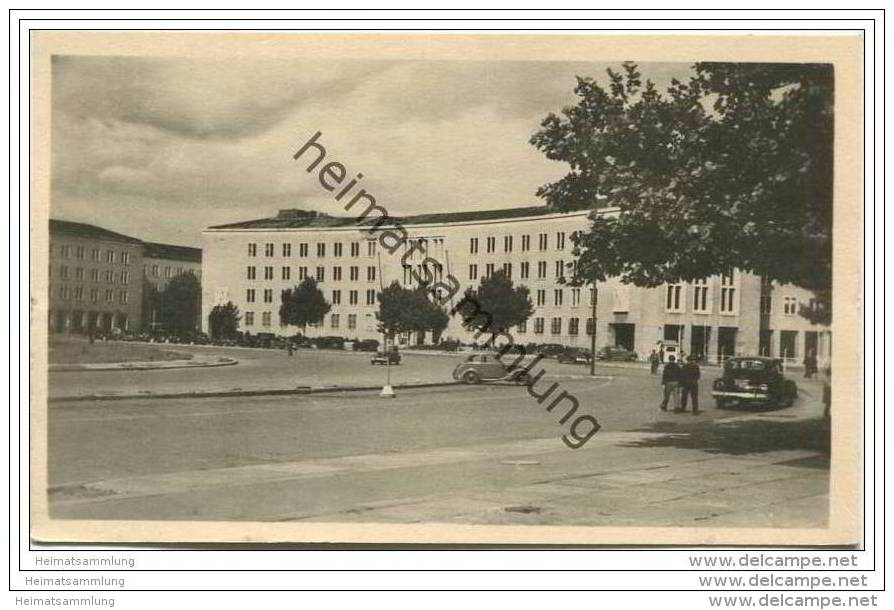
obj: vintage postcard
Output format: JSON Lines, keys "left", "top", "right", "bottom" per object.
{"left": 30, "top": 31, "right": 863, "bottom": 545}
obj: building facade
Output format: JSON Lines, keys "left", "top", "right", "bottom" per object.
{"left": 142, "top": 242, "right": 203, "bottom": 291}
{"left": 48, "top": 220, "right": 144, "bottom": 333}
{"left": 202, "top": 206, "right": 831, "bottom": 364}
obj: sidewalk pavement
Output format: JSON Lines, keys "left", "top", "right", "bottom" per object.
{"left": 49, "top": 356, "right": 237, "bottom": 373}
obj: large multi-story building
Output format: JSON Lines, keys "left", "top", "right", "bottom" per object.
{"left": 49, "top": 220, "right": 203, "bottom": 333}
{"left": 48, "top": 219, "right": 144, "bottom": 333}
{"left": 202, "top": 206, "right": 831, "bottom": 364}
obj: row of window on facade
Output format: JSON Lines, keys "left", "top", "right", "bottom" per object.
{"left": 247, "top": 240, "right": 378, "bottom": 259}
{"left": 52, "top": 266, "right": 130, "bottom": 285}
{"left": 52, "top": 244, "right": 132, "bottom": 265}
{"left": 243, "top": 311, "right": 367, "bottom": 331}
{"left": 246, "top": 265, "right": 377, "bottom": 283}
{"left": 469, "top": 231, "right": 572, "bottom": 255}
{"left": 144, "top": 264, "right": 198, "bottom": 279}
{"left": 246, "top": 288, "right": 378, "bottom": 306}
{"left": 56, "top": 285, "right": 129, "bottom": 304}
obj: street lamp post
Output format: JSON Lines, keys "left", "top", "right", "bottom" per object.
{"left": 589, "top": 281, "right": 597, "bottom": 377}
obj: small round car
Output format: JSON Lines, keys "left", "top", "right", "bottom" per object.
{"left": 712, "top": 356, "right": 798, "bottom": 409}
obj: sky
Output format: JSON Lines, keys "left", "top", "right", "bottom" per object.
{"left": 51, "top": 56, "right": 692, "bottom": 247}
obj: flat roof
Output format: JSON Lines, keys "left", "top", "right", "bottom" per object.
{"left": 49, "top": 219, "right": 143, "bottom": 244}
{"left": 207, "top": 205, "right": 600, "bottom": 231}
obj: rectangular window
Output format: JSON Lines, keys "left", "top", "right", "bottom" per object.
{"left": 316, "top": 266, "right": 325, "bottom": 282}
{"left": 502, "top": 262, "right": 512, "bottom": 278}
{"left": 105, "top": 289, "right": 114, "bottom": 303}
{"left": 520, "top": 262, "right": 530, "bottom": 280}
{"left": 555, "top": 260, "right": 565, "bottom": 279}
{"left": 367, "top": 266, "right": 376, "bottom": 282}
{"left": 486, "top": 236, "right": 496, "bottom": 253}
{"left": 692, "top": 279, "right": 710, "bottom": 313}
{"left": 332, "top": 290, "right": 342, "bottom": 305}
{"left": 351, "top": 242, "right": 360, "bottom": 257}
{"left": 106, "top": 250, "right": 115, "bottom": 263}
{"left": 571, "top": 288, "right": 581, "bottom": 307}
{"left": 298, "top": 266, "right": 308, "bottom": 280}
{"left": 246, "top": 289, "right": 256, "bottom": 303}
{"left": 90, "top": 269, "right": 99, "bottom": 282}
{"left": 333, "top": 266, "right": 342, "bottom": 281}
{"left": 281, "top": 266, "right": 291, "bottom": 280}
{"left": 556, "top": 232, "right": 566, "bottom": 250}
{"left": 568, "top": 318, "right": 580, "bottom": 335}
{"left": 330, "top": 313, "right": 340, "bottom": 329}
{"left": 91, "top": 248, "right": 100, "bottom": 262}
{"left": 121, "top": 252, "right": 130, "bottom": 265}
{"left": 504, "top": 235, "right": 513, "bottom": 253}
{"left": 90, "top": 288, "right": 98, "bottom": 303}
{"left": 485, "top": 263, "right": 494, "bottom": 278}
{"left": 350, "top": 266, "right": 359, "bottom": 281}
{"left": 537, "top": 261, "right": 547, "bottom": 279}
{"left": 74, "top": 246, "right": 84, "bottom": 259}
{"left": 348, "top": 314, "right": 357, "bottom": 330}
{"left": 366, "top": 289, "right": 376, "bottom": 305}
{"left": 720, "top": 271, "right": 738, "bottom": 314}
{"left": 317, "top": 243, "right": 326, "bottom": 257}
{"left": 349, "top": 290, "right": 358, "bottom": 305}
{"left": 119, "top": 290, "right": 128, "bottom": 304}
{"left": 282, "top": 243, "right": 291, "bottom": 257}
{"left": 783, "top": 296, "right": 798, "bottom": 315}
{"left": 264, "top": 266, "right": 274, "bottom": 280}
{"left": 536, "top": 289, "right": 546, "bottom": 307}
{"left": 539, "top": 233, "right": 548, "bottom": 251}
{"left": 248, "top": 243, "right": 257, "bottom": 257}
{"left": 104, "top": 270, "right": 114, "bottom": 283}
{"left": 152, "top": 264, "right": 159, "bottom": 277}
{"left": 534, "top": 317, "right": 545, "bottom": 334}
{"left": 469, "top": 238, "right": 478, "bottom": 254}
{"left": 551, "top": 317, "right": 562, "bottom": 335}
{"left": 367, "top": 241, "right": 376, "bottom": 256}
{"left": 60, "top": 245, "right": 71, "bottom": 258}
{"left": 517, "top": 320, "right": 527, "bottom": 334}
{"left": 263, "top": 289, "right": 273, "bottom": 303}
{"left": 245, "top": 312, "right": 254, "bottom": 326}
{"left": 74, "top": 287, "right": 84, "bottom": 301}
{"left": 468, "top": 264, "right": 478, "bottom": 281}
{"left": 665, "top": 284, "right": 683, "bottom": 312}
{"left": 59, "top": 265, "right": 69, "bottom": 279}
{"left": 164, "top": 266, "right": 172, "bottom": 279}
{"left": 262, "top": 312, "right": 271, "bottom": 327}
{"left": 334, "top": 242, "right": 343, "bottom": 257}
{"left": 299, "top": 243, "right": 308, "bottom": 257}
{"left": 554, "top": 289, "right": 564, "bottom": 306}
{"left": 265, "top": 243, "right": 274, "bottom": 257}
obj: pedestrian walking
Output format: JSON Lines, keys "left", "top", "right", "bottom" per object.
{"left": 679, "top": 355, "right": 701, "bottom": 414}
{"left": 649, "top": 350, "right": 660, "bottom": 375}
{"left": 803, "top": 351, "right": 818, "bottom": 379}
{"left": 287, "top": 342, "right": 294, "bottom": 357}
{"left": 659, "top": 355, "right": 682, "bottom": 412}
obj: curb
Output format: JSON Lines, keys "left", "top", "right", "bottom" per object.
{"left": 48, "top": 380, "right": 461, "bottom": 403}
{"left": 49, "top": 358, "right": 239, "bottom": 373}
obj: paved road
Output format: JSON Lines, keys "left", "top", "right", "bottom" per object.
{"left": 47, "top": 362, "right": 830, "bottom": 527}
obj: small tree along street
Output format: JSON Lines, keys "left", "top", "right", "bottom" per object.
{"left": 207, "top": 302, "right": 241, "bottom": 340}
{"left": 377, "top": 282, "right": 450, "bottom": 344}
{"left": 530, "top": 62, "right": 833, "bottom": 323}
{"left": 457, "top": 270, "right": 534, "bottom": 341}
{"left": 279, "top": 278, "right": 331, "bottom": 334}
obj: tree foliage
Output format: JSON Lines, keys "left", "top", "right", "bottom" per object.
{"left": 279, "top": 277, "right": 331, "bottom": 330}
{"left": 457, "top": 270, "right": 534, "bottom": 336}
{"left": 158, "top": 273, "right": 202, "bottom": 335}
{"left": 530, "top": 62, "right": 833, "bottom": 319}
{"left": 208, "top": 301, "right": 241, "bottom": 339}
{"left": 376, "top": 282, "right": 450, "bottom": 341}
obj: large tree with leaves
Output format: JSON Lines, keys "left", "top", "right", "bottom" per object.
{"left": 456, "top": 270, "right": 534, "bottom": 338}
{"left": 279, "top": 277, "right": 331, "bottom": 332}
{"left": 530, "top": 62, "right": 833, "bottom": 323}
{"left": 208, "top": 301, "right": 241, "bottom": 339}
{"left": 377, "top": 282, "right": 449, "bottom": 343}
{"left": 158, "top": 272, "right": 202, "bottom": 335}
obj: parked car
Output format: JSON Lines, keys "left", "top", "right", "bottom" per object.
{"left": 530, "top": 343, "right": 566, "bottom": 358}
{"left": 371, "top": 349, "right": 401, "bottom": 365}
{"left": 353, "top": 339, "right": 380, "bottom": 352}
{"left": 557, "top": 347, "right": 592, "bottom": 365}
{"left": 595, "top": 345, "right": 638, "bottom": 361}
{"left": 711, "top": 356, "right": 798, "bottom": 409}
{"left": 452, "top": 354, "right": 534, "bottom": 384}
{"left": 314, "top": 335, "right": 346, "bottom": 350}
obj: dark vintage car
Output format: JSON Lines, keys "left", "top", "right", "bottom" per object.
{"left": 712, "top": 356, "right": 798, "bottom": 409}
{"left": 353, "top": 339, "right": 380, "bottom": 352}
{"left": 528, "top": 343, "right": 566, "bottom": 358}
{"left": 371, "top": 349, "right": 401, "bottom": 365}
{"left": 595, "top": 345, "right": 638, "bottom": 361}
{"left": 452, "top": 354, "right": 535, "bottom": 384}
{"left": 557, "top": 347, "right": 592, "bottom": 365}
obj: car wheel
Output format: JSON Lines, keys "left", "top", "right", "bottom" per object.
{"left": 512, "top": 371, "right": 531, "bottom": 385}
{"left": 462, "top": 370, "right": 481, "bottom": 384}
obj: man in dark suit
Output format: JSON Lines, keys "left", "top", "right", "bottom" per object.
{"left": 659, "top": 355, "right": 682, "bottom": 412}
{"left": 679, "top": 355, "right": 702, "bottom": 414}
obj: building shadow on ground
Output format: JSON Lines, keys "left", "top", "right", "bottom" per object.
{"left": 622, "top": 416, "right": 831, "bottom": 461}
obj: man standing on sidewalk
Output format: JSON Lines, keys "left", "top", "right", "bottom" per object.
{"left": 659, "top": 355, "right": 682, "bottom": 412}
{"left": 679, "top": 354, "right": 702, "bottom": 414}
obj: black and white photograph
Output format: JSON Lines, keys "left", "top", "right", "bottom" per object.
{"left": 31, "top": 31, "right": 862, "bottom": 545}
